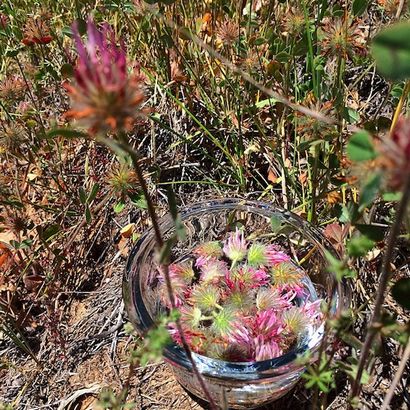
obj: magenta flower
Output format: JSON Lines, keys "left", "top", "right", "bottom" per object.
{"left": 254, "top": 309, "right": 284, "bottom": 339}
{"left": 65, "top": 20, "right": 148, "bottom": 134}
{"left": 254, "top": 336, "right": 282, "bottom": 361}
{"left": 265, "top": 246, "right": 291, "bottom": 265}
{"left": 223, "top": 228, "right": 248, "bottom": 263}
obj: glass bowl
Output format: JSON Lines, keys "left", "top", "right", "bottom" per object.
{"left": 123, "top": 199, "right": 348, "bottom": 409}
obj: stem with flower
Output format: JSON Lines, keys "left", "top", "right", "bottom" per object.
{"left": 64, "top": 20, "right": 217, "bottom": 409}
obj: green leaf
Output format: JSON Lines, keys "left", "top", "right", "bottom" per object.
{"left": 359, "top": 173, "right": 382, "bottom": 212}
{"left": 46, "top": 128, "right": 89, "bottom": 140}
{"left": 371, "top": 22, "right": 410, "bottom": 81}
{"left": 343, "top": 107, "right": 360, "bottom": 124}
{"left": 347, "top": 235, "right": 375, "bottom": 257}
{"left": 87, "top": 183, "right": 100, "bottom": 203}
{"left": 391, "top": 278, "right": 410, "bottom": 309}
{"left": 353, "top": 0, "right": 368, "bottom": 16}
{"left": 79, "top": 187, "right": 87, "bottom": 205}
{"left": 42, "top": 224, "right": 61, "bottom": 242}
{"left": 114, "top": 201, "right": 126, "bottom": 213}
{"left": 129, "top": 192, "right": 148, "bottom": 209}
{"left": 347, "top": 131, "right": 377, "bottom": 162}
{"left": 85, "top": 204, "right": 92, "bottom": 224}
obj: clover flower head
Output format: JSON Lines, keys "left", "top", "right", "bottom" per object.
{"left": 180, "top": 305, "right": 203, "bottom": 329}
{"left": 211, "top": 307, "right": 236, "bottom": 337}
{"left": 282, "top": 307, "right": 308, "bottom": 335}
{"left": 256, "top": 287, "right": 291, "bottom": 311}
{"left": 200, "top": 259, "right": 228, "bottom": 284}
{"left": 225, "top": 288, "right": 255, "bottom": 310}
{"left": 302, "top": 300, "right": 323, "bottom": 322}
{"left": 271, "top": 262, "right": 303, "bottom": 285}
{"left": 247, "top": 242, "right": 268, "bottom": 266}
{"left": 378, "top": 117, "right": 410, "bottom": 189}
{"left": 168, "top": 324, "right": 206, "bottom": 353}
{"left": 223, "top": 228, "right": 247, "bottom": 263}
{"left": 193, "top": 241, "right": 223, "bottom": 259}
{"left": 265, "top": 246, "right": 291, "bottom": 266}
{"left": 190, "top": 284, "right": 221, "bottom": 312}
{"left": 65, "top": 20, "right": 147, "bottom": 134}
{"left": 169, "top": 261, "right": 195, "bottom": 283}
{"left": 229, "top": 266, "right": 269, "bottom": 289}
{"left": 254, "top": 309, "right": 284, "bottom": 339}
{"left": 254, "top": 336, "right": 282, "bottom": 361}
{"left": 209, "top": 343, "right": 249, "bottom": 362}
{"left": 158, "top": 265, "right": 189, "bottom": 308}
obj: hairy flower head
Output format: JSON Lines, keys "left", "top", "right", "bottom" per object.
{"left": 200, "top": 259, "right": 228, "bottom": 284}
{"left": 193, "top": 241, "right": 223, "bottom": 259}
{"left": 65, "top": 20, "right": 148, "bottom": 134}
{"left": 271, "top": 262, "right": 303, "bottom": 286}
{"left": 211, "top": 307, "right": 237, "bottom": 337}
{"left": 190, "top": 284, "right": 221, "bottom": 312}
{"left": 282, "top": 307, "right": 308, "bottom": 335}
{"left": 223, "top": 228, "right": 247, "bottom": 263}
{"left": 254, "top": 335, "right": 282, "bottom": 361}
{"left": 255, "top": 287, "right": 291, "bottom": 311}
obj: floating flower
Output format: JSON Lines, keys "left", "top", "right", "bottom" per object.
{"left": 271, "top": 262, "right": 303, "bottom": 285}
{"left": 282, "top": 307, "right": 308, "bottom": 335}
{"left": 180, "top": 305, "right": 203, "bottom": 329}
{"left": 190, "top": 284, "right": 221, "bottom": 312}
{"left": 211, "top": 307, "right": 237, "bottom": 337}
{"left": 193, "top": 241, "right": 223, "bottom": 259}
{"left": 65, "top": 20, "right": 148, "bottom": 134}
{"left": 255, "top": 287, "right": 291, "bottom": 311}
{"left": 200, "top": 259, "right": 228, "bottom": 284}
{"left": 169, "top": 262, "right": 195, "bottom": 283}
{"left": 223, "top": 229, "right": 247, "bottom": 263}
{"left": 254, "top": 336, "right": 282, "bottom": 361}
{"left": 161, "top": 231, "right": 323, "bottom": 362}
{"left": 247, "top": 242, "right": 268, "bottom": 266}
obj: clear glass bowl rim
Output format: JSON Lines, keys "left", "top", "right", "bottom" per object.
{"left": 123, "top": 198, "right": 346, "bottom": 380}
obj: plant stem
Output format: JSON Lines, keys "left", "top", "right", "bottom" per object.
{"left": 390, "top": 80, "right": 410, "bottom": 133}
{"left": 115, "top": 135, "right": 217, "bottom": 409}
{"left": 348, "top": 174, "right": 410, "bottom": 406}
{"left": 380, "top": 338, "right": 410, "bottom": 410}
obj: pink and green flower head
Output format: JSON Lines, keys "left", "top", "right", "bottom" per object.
{"left": 255, "top": 287, "right": 291, "bottom": 311}
{"left": 223, "top": 228, "right": 248, "bottom": 264}
{"left": 247, "top": 243, "right": 290, "bottom": 267}
{"left": 270, "top": 262, "right": 303, "bottom": 286}
{"left": 282, "top": 307, "right": 309, "bottom": 335}
{"left": 190, "top": 284, "right": 222, "bottom": 313}
{"left": 211, "top": 307, "right": 237, "bottom": 337}
{"left": 169, "top": 261, "right": 195, "bottom": 283}
{"left": 193, "top": 241, "right": 223, "bottom": 259}
{"left": 200, "top": 259, "right": 228, "bottom": 284}
{"left": 254, "top": 336, "right": 282, "bottom": 361}
{"left": 65, "top": 20, "right": 148, "bottom": 134}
